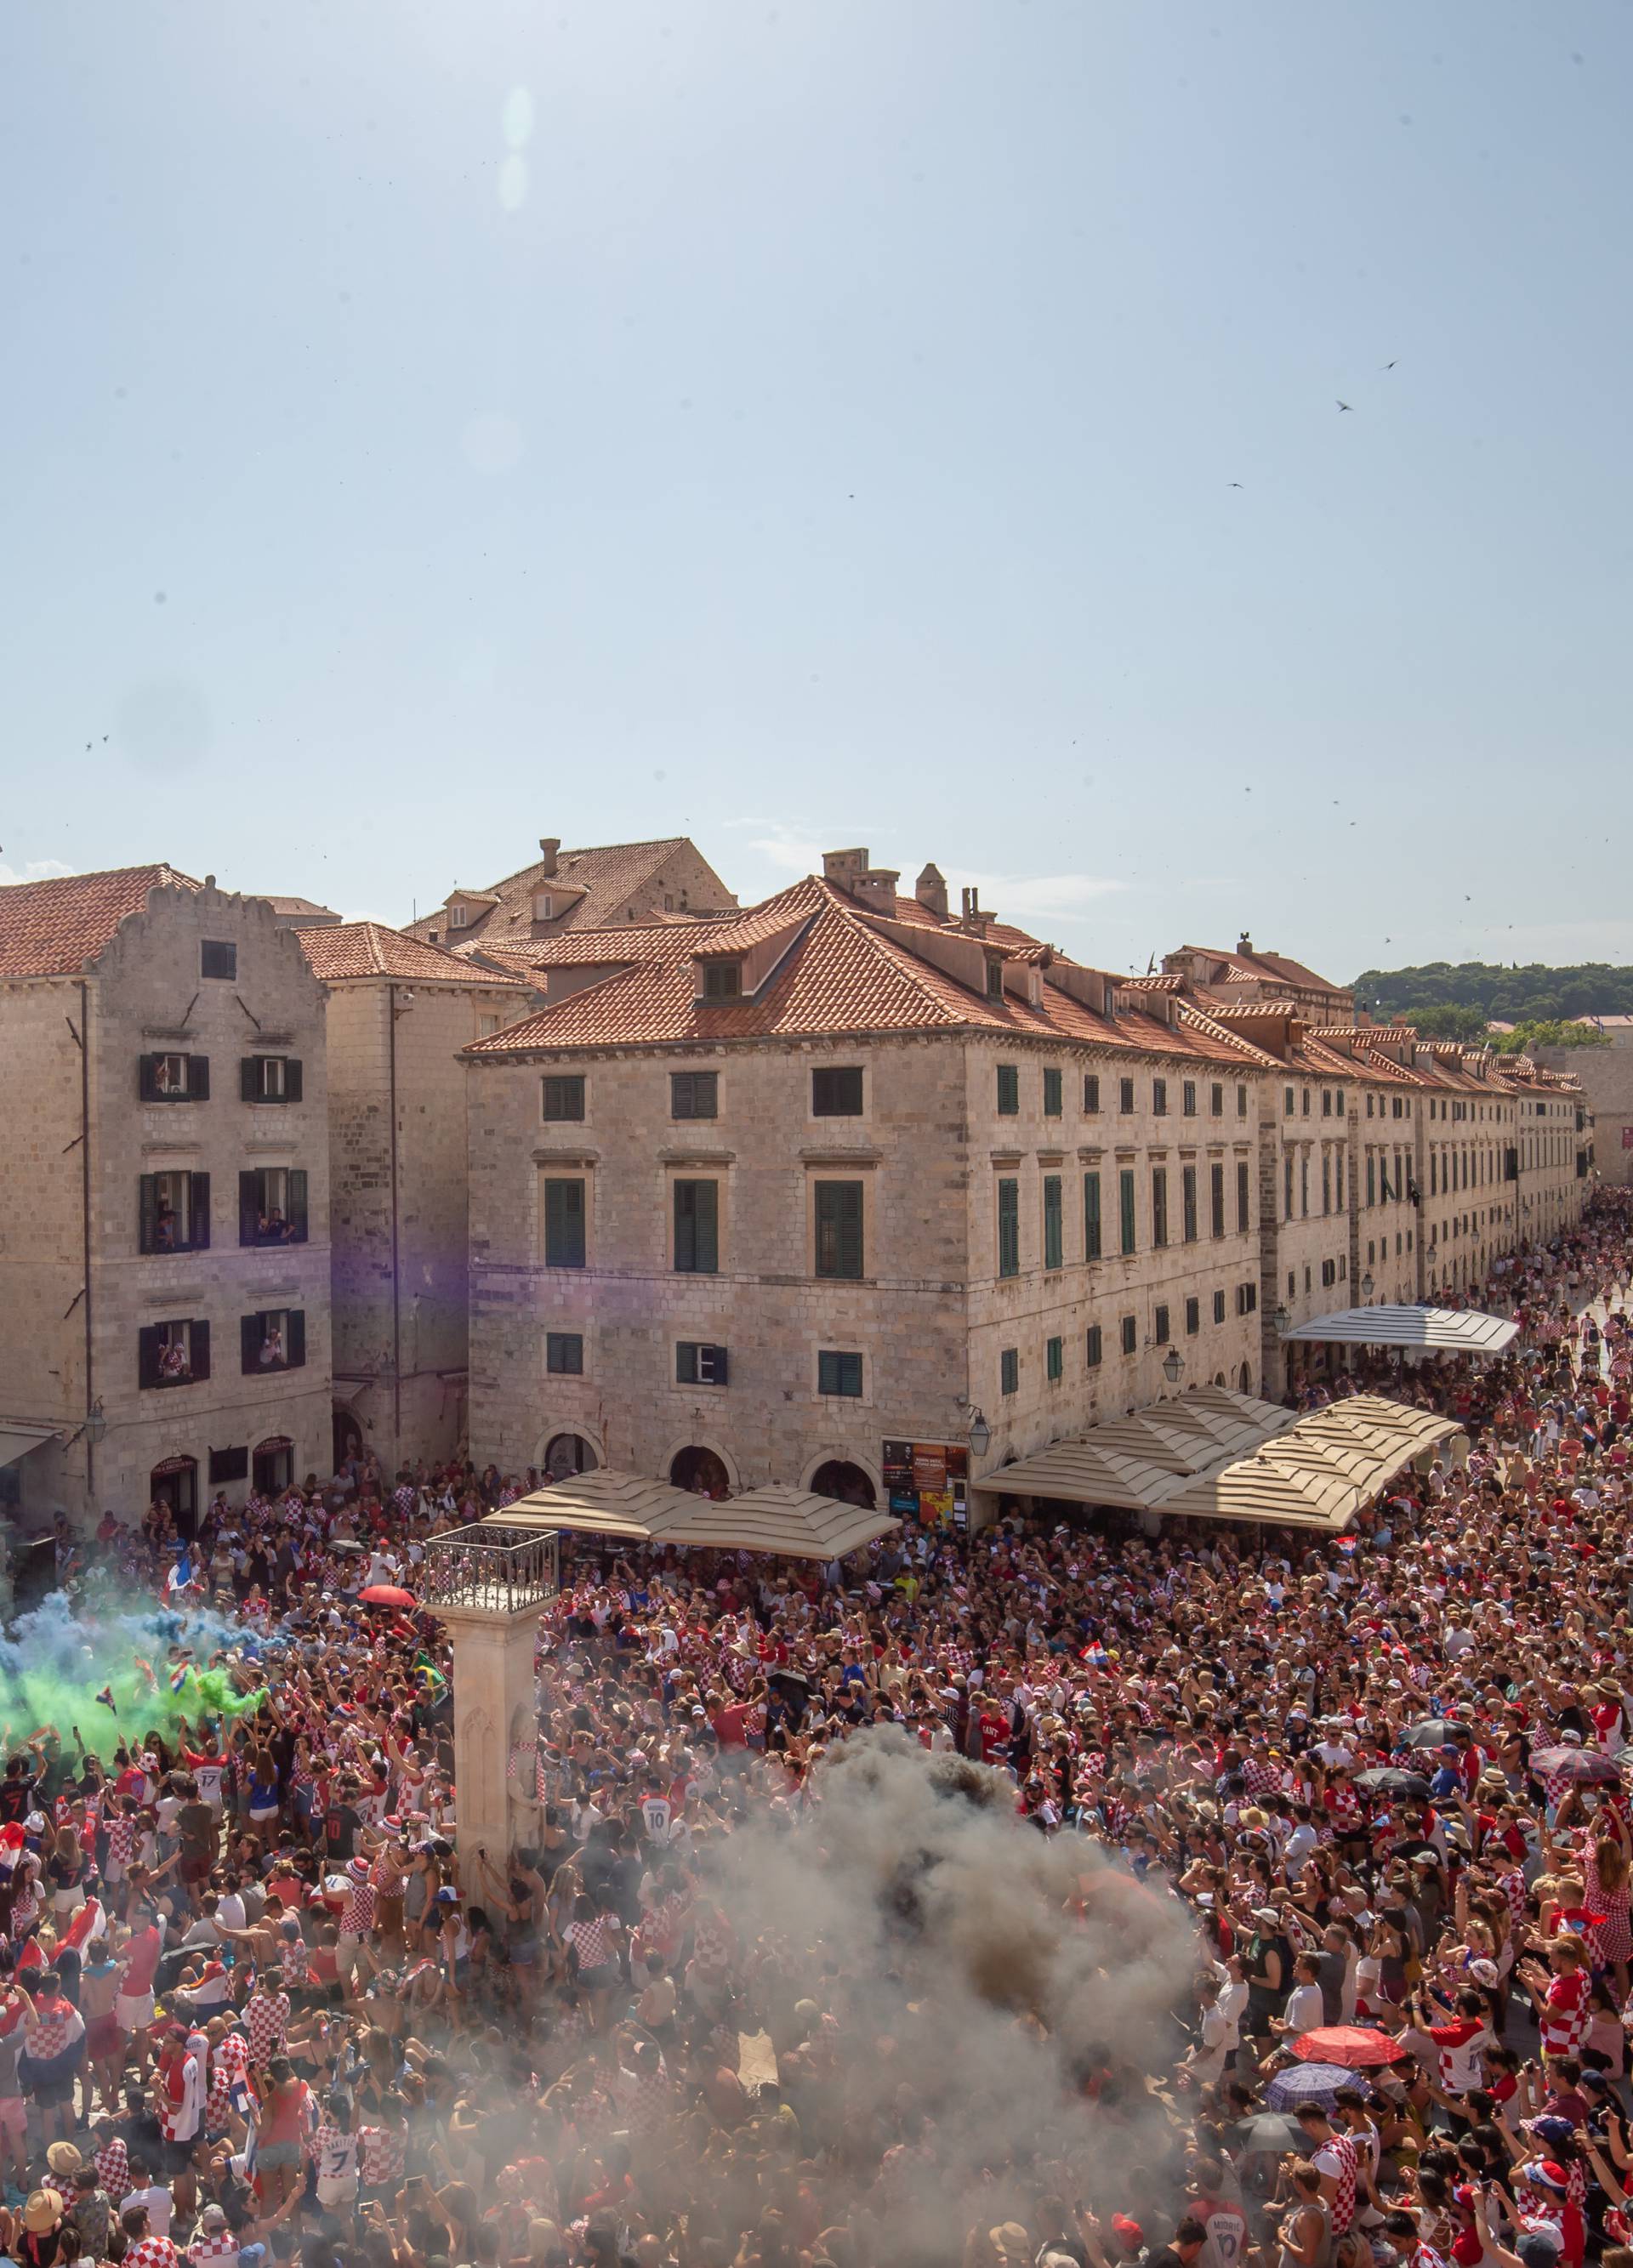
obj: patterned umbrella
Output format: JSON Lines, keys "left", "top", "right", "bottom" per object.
{"left": 1290, "top": 2026, "right": 1406, "bottom": 2068}
{"left": 1531, "top": 1745, "right": 1621, "bottom": 1787}
{"left": 1266, "top": 2062, "right": 1374, "bottom": 2112}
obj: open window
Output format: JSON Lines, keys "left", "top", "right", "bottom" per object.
{"left": 139, "top": 1053, "right": 210, "bottom": 1102}
{"left": 242, "top": 1309, "right": 305, "bottom": 1374}
{"left": 238, "top": 1167, "right": 309, "bottom": 1246}
{"left": 241, "top": 1056, "right": 302, "bottom": 1103}
{"left": 138, "top": 1318, "right": 210, "bottom": 1389}
{"left": 139, "top": 1171, "right": 211, "bottom": 1254}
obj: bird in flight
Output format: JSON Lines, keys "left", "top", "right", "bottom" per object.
{"left": 1383, "top": 361, "right": 1397, "bottom": 370}
{"left": 1337, "top": 401, "right": 1354, "bottom": 412}
{"left": 1228, "top": 481, "right": 1243, "bottom": 488}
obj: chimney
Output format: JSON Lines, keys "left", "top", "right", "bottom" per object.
{"left": 1237, "top": 931, "right": 1254, "bottom": 956}
{"left": 915, "top": 862, "right": 948, "bottom": 919}
{"left": 851, "top": 867, "right": 900, "bottom": 917}
{"left": 959, "top": 885, "right": 990, "bottom": 936}
{"left": 822, "top": 847, "right": 870, "bottom": 891}
{"left": 538, "top": 838, "right": 560, "bottom": 877}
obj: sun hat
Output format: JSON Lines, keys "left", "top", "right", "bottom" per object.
{"left": 44, "top": 2143, "right": 81, "bottom": 2178}
{"left": 23, "top": 2191, "right": 63, "bottom": 2235}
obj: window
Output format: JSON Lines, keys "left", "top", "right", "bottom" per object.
{"left": 1181, "top": 1164, "right": 1198, "bottom": 1242}
{"left": 1367, "top": 1093, "right": 1375, "bottom": 1118}
{"left": 1119, "top": 1314, "right": 1137, "bottom": 1356}
{"left": 1212, "top": 1288, "right": 1226, "bottom": 1324}
{"left": 1284, "top": 1086, "right": 1294, "bottom": 1117}
{"left": 817, "top": 1350, "right": 863, "bottom": 1398}
{"left": 1237, "top": 1160, "right": 1250, "bottom": 1231}
{"left": 670, "top": 1071, "right": 718, "bottom": 1120}
{"left": 673, "top": 1179, "right": 719, "bottom": 1274}
{"left": 1210, "top": 1083, "right": 1223, "bottom": 1116}
{"left": 200, "top": 939, "right": 236, "bottom": 981}
{"left": 1300, "top": 1155, "right": 1310, "bottom": 1217}
{"left": 1043, "top": 1067, "right": 1062, "bottom": 1117}
{"left": 676, "top": 1342, "right": 729, "bottom": 1386}
{"left": 815, "top": 1180, "right": 864, "bottom": 1278}
{"left": 1151, "top": 1167, "right": 1168, "bottom": 1247}
{"left": 138, "top": 1318, "right": 209, "bottom": 1389}
{"left": 478, "top": 1015, "right": 501, "bottom": 1037}
{"left": 1302, "top": 1088, "right": 1311, "bottom": 1117}
{"left": 241, "top": 1055, "right": 302, "bottom": 1104}
{"left": 240, "top": 1308, "right": 305, "bottom": 1374}
{"left": 1084, "top": 1073, "right": 1101, "bottom": 1114}
{"left": 208, "top": 1446, "right": 248, "bottom": 1485}
{"left": 1154, "top": 1303, "right": 1170, "bottom": 1344}
{"left": 541, "top": 1075, "right": 586, "bottom": 1122}
{"left": 1152, "top": 1077, "right": 1169, "bottom": 1116}
{"left": 1185, "top": 1295, "right": 1200, "bottom": 1336}
{"left": 139, "top": 1170, "right": 209, "bottom": 1255}
{"left": 996, "top": 1064, "right": 1020, "bottom": 1115}
{"left": 812, "top": 1066, "right": 863, "bottom": 1117}
{"left": 1334, "top": 1089, "right": 1345, "bottom": 1115}
{"left": 1283, "top": 1154, "right": 1294, "bottom": 1219}
{"left": 1287, "top": 1269, "right": 1296, "bottom": 1297}
{"left": 533, "top": 891, "right": 555, "bottom": 921}
{"left": 1000, "top": 1347, "right": 1019, "bottom": 1395}
{"left": 1321, "top": 1259, "right": 1337, "bottom": 1288}
{"left": 1182, "top": 1080, "right": 1197, "bottom": 1117}
{"left": 1086, "top": 1324, "right": 1103, "bottom": 1367}
{"left": 1118, "top": 1077, "right": 1135, "bottom": 1114}
{"left": 985, "top": 958, "right": 1004, "bottom": 1003}
{"left": 1322, "top": 1153, "right": 1331, "bottom": 1214}
{"left": 1084, "top": 1172, "right": 1101, "bottom": 1259}
{"left": 1046, "top": 1335, "right": 1063, "bottom": 1382}
{"left": 1119, "top": 1168, "right": 1136, "bottom": 1254}
{"left": 546, "top": 1332, "right": 583, "bottom": 1375}
{"left": 1367, "top": 1154, "right": 1376, "bottom": 1207}
{"left": 1042, "top": 1175, "right": 1062, "bottom": 1270}
{"left": 543, "top": 1177, "right": 586, "bottom": 1268}
{"left": 997, "top": 1178, "right": 1020, "bottom": 1278}
{"left": 1209, "top": 1162, "right": 1225, "bottom": 1239}
{"left": 237, "top": 1168, "right": 308, "bottom": 1247}
{"left": 448, "top": 903, "right": 469, "bottom": 929}
{"left": 1322, "top": 1090, "right": 1332, "bottom": 1118}
{"left": 139, "top": 1052, "right": 209, "bottom": 1102}
{"left": 1237, "top": 1083, "right": 1249, "bottom": 1117}
{"left": 1237, "top": 1282, "right": 1257, "bottom": 1315}
{"left": 702, "top": 961, "right": 742, "bottom": 999}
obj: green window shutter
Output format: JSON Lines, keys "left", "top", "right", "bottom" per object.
{"left": 1210, "top": 1163, "right": 1225, "bottom": 1237}
{"left": 1046, "top": 1335, "right": 1063, "bottom": 1381}
{"left": 241, "top": 1057, "right": 259, "bottom": 1102}
{"left": 139, "top": 1175, "right": 158, "bottom": 1254}
{"left": 1119, "top": 1169, "right": 1136, "bottom": 1254}
{"left": 1084, "top": 1173, "right": 1101, "bottom": 1259}
{"left": 817, "top": 1350, "right": 862, "bottom": 1397}
{"left": 1043, "top": 1068, "right": 1062, "bottom": 1117}
{"left": 1043, "top": 1175, "right": 1062, "bottom": 1270}
{"left": 285, "top": 1058, "right": 303, "bottom": 1103}
{"left": 545, "top": 1178, "right": 587, "bottom": 1267}
{"left": 997, "top": 1179, "right": 1020, "bottom": 1278}
{"left": 288, "top": 1169, "right": 309, "bottom": 1241}
{"left": 138, "top": 1324, "right": 161, "bottom": 1388}
{"left": 1000, "top": 1348, "right": 1018, "bottom": 1395}
{"left": 674, "top": 1180, "right": 719, "bottom": 1274}
{"left": 1151, "top": 1168, "right": 1168, "bottom": 1247}
{"left": 287, "top": 1310, "right": 306, "bottom": 1369}
{"left": 814, "top": 1181, "right": 863, "bottom": 1279}
{"left": 1085, "top": 1325, "right": 1102, "bottom": 1367}
{"left": 1237, "top": 1161, "right": 1250, "bottom": 1231}
{"left": 996, "top": 1065, "right": 1019, "bottom": 1116}
{"left": 1182, "top": 1165, "right": 1198, "bottom": 1242}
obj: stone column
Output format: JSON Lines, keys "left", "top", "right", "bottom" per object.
{"left": 433, "top": 1600, "right": 541, "bottom": 1877}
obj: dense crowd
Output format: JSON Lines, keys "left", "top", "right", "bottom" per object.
{"left": 4, "top": 1197, "right": 1633, "bottom": 2268}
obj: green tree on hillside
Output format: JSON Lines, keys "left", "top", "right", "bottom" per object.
{"left": 1489, "top": 1019, "right": 1610, "bottom": 1054}
{"left": 1400, "top": 1004, "right": 1491, "bottom": 1042}
{"left": 1352, "top": 960, "right": 1633, "bottom": 1024}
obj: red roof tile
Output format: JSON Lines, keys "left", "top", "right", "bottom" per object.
{"left": 0, "top": 863, "right": 200, "bottom": 979}
{"left": 402, "top": 837, "right": 737, "bottom": 950}
{"left": 296, "top": 921, "right": 532, "bottom": 987}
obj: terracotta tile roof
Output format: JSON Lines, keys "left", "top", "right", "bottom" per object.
{"left": 884, "top": 891, "right": 1057, "bottom": 958}
{"left": 256, "top": 895, "right": 339, "bottom": 918}
{"left": 464, "top": 876, "right": 1277, "bottom": 1068}
{"left": 0, "top": 862, "right": 200, "bottom": 979}
{"left": 295, "top": 920, "right": 533, "bottom": 987}
{"left": 402, "top": 837, "right": 737, "bottom": 951}
{"left": 1180, "top": 941, "right": 1340, "bottom": 994}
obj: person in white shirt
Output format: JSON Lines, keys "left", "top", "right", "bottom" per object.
{"left": 122, "top": 2174, "right": 173, "bottom": 2238}
{"left": 1272, "top": 1954, "right": 1328, "bottom": 2041}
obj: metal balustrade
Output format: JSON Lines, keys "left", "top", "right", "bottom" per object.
{"left": 421, "top": 1521, "right": 558, "bottom": 1614}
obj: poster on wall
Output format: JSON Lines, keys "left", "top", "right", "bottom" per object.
{"left": 1622, "top": 1125, "right": 1633, "bottom": 1151}
{"left": 881, "top": 1441, "right": 968, "bottom": 1526}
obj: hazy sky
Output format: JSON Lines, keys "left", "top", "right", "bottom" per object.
{"left": 3, "top": 3, "right": 1628, "bottom": 983}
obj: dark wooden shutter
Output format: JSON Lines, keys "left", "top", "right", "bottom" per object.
{"left": 139, "top": 1055, "right": 161, "bottom": 1101}
{"left": 239, "top": 1172, "right": 259, "bottom": 1245}
{"left": 191, "top": 1320, "right": 211, "bottom": 1380}
{"left": 287, "top": 1310, "right": 305, "bottom": 1369}
{"left": 285, "top": 1059, "right": 303, "bottom": 1103}
{"left": 241, "top": 1058, "right": 259, "bottom": 1101}
{"left": 190, "top": 1173, "right": 211, "bottom": 1250}
{"left": 139, "top": 1175, "right": 158, "bottom": 1254}
{"left": 242, "top": 1316, "right": 260, "bottom": 1374}
{"left": 138, "top": 1325, "right": 161, "bottom": 1388}
{"left": 287, "top": 1169, "right": 308, "bottom": 1241}
{"left": 710, "top": 1345, "right": 730, "bottom": 1385}
{"left": 189, "top": 1055, "right": 210, "bottom": 1100}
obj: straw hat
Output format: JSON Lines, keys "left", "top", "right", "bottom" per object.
{"left": 23, "top": 2191, "right": 64, "bottom": 2235}
{"left": 45, "top": 2142, "right": 81, "bottom": 2179}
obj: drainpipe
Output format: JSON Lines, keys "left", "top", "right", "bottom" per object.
{"left": 388, "top": 984, "right": 401, "bottom": 1457}
{"left": 78, "top": 979, "right": 95, "bottom": 1505}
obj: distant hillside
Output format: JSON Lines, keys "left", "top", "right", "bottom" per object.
{"left": 1353, "top": 961, "right": 1633, "bottom": 1025}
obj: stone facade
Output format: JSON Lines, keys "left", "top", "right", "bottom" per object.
{"left": 0, "top": 878, "right": 331, "bottom": 1528}
{"left": 1533, "top": 1043, "right": 1626, "bottom": 1185}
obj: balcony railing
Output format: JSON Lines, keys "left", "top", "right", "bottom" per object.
{"left": 420, "top": 1521, "right": 558, "bottom": 1615}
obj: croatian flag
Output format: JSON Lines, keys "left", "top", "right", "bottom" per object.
{"left": 169, "top": 1663, "right": 191, "bottom": 1694}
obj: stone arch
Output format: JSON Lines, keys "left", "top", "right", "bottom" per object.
{"left": 532, "top": 1427, "right": 602, "bottom": 1480}
{"left": 805, "top": 1457, "right": 879, "bottom": 1509}
{"left": 800, "top": 1447, "right": 884, "bottom": 1504}
{"left": 659, "top": 1433, "right": 742, "bottom": 1496}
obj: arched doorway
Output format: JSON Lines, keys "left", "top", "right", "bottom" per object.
{"left": 809, "top": 1458, "right": 877, "bottom": 1508}
{"left": 333, "top": 1405, "right": 362, "bottom": 1470}
{"left": 150, "top": 1455, "right": 197, "bottom": 1537}
{"left": 1238, "top": 1361, "right": 1253, "bottom": 1394}
{"left": 670, "top": 1445, "right": 730, "bottom": 1498}
{"left": 1212, "top": 1372, "right": 1226, "bottom": 1388}
{"left": 253, "top": 1436, "right": 294, "bottom": 1497}
{"left": 544, "top": 1431, "right": 598, "bottom": 1481}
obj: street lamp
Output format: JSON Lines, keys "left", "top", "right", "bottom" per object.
{"left": 1360, "top": 1270, "right": 1374, "bottom": 1300}
{"left": 1271, "top": 1302, "right": 1291, "bottom": 1336}
{"left": 84, "top": 1400, "right": 106, "bottom": 1447}
{"left": 966, "top": 1408, "right": 991, "bottom": 1459}
{"left": 1161, "top": 1346, "right": 1184, "bottom": 1385}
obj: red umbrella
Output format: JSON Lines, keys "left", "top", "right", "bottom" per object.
{"left": 358, "top": 1584, "right": 416, "bottom": 1609}
{"left": 1289, "top": 2026, "right": 1405, "bottom": 2069}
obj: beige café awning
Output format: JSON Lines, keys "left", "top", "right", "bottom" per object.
{"left": 499, "top": 1470, "right": 899, "bottom": 1560}
{"left": 973, "top": 1387, "right": 1465, "bottom": 1532}
{"left": 0, "top": 1422, "right": 59, "bottom": 1469}
{"left": 1281, "top": 1304, "right": 1518, "bottom": 1354}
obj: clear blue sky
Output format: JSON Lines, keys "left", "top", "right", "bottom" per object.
{"left": 3, "top": 3, "right": 1628, "bottom": 983}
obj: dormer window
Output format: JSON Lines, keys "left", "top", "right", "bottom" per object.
{"left": 533, "top": 892, "right": 555, "bottom": 921}
{"left": 985, "top": 956, "right": 1004, "bottom": 1003}
{"left": 448, "top": 903, "right": 469, "bottom": 929}
{"left": 703, "top": 960, "right": 742, "bottom": 1000}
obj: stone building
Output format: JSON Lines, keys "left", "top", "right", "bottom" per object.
{"left": 1162, "top": 935, "right": 1356, "bottom": 1024}
{"left": 293, "top": 922, "right": 536, "bottom": 1473}
{"left": 0, "top": 867, "right": 331, "bottom": 1528}
{"left": 403, "top": 835, "right": 737, "bottom": 960}
{"left": 1532, "top": 1041, "right": 1624, "bottom": 1185}
{"left": 462, "top": 852, "right": 1276, "bottom": 1511}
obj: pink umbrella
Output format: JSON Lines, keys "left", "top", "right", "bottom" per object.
{"left": 1289, "top": 2026, "right": 1405, "bottom": 2069}
{"left": 358, "top": 1584, "right": 416, "bottom": 1609}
